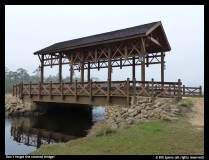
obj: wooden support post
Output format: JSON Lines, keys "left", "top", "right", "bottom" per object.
{"left": 70, "top": 53, "right": 73, "bottom": 83}
{"left": 146, "top": 55, "right": 149, "bottom": 67}
{"left": 88, "top": 62, "right": 90, "bottom": 82}
{"left": 127, "top": 78, "right": 130, "bottom": 104}
{"left": 174, "top": 85, "right": 176, "bottom": 96}
{"left": 98, "top": 60, "right": 100, "bottom": 71}
{"left": 108, "top": 45, "right": 112, "bottom": 82}
{"left": 59, "top": 53, "right": 62, "bottom": 83}
{"left": 133, "top": 78, "right": 136, "bottom": 105}
{"left": 141, "top": 37, "right": 146, "bottom": 86}
{"left": 89, "top": 79, "right": 92, "bottom": 102}
{"left": 161, "top": 51, "right": 164, "bottom": 87}
{"left": 183, "top": 85, "right": 185, "bottom": 96}
{"left": 132, "top": 57, "right": 135, "bottom": 81}
{"left": 81, "top": 52, "right": 84, "bottom": 83}
{"left": 70, "top": 67, "right": 73, "bottom": 83}
{"left": 61, "top": 81, "right": 64, "bottom": 100}
{"left": 199, "top": 86, "right": 202, "bottom": 96}
{"left": 29, "top": 82, "right": 31, "bottom": 99}
{"left": 120, "top": 58, "right": 122, "bottom": 69}
{"left": 38, "top": 82, "right": 41, "bottom": 100}
{"left": 178, "top": 79, "right": 181, "bottom": 100}
{"left": 151, "top": 78, "right": 154, "bottom": 103}
{"left": 107, "top": 79, "right": 110, "bottom": 104}
{"left": 41, "top": 54, "right": 44, "bottom": 84}
{"left": 49, "top": 81, "right": 52, "bottom": 100}
{"left": 75, "top": 80, "right": 77, "bottom": 101}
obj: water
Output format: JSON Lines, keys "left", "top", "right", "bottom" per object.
{"left": 5, "top": 106, "right": 105, "bottom": 155}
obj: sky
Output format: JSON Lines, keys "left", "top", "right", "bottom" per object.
{"left": 5, "top": 5, "right": 204, "bottom": 90}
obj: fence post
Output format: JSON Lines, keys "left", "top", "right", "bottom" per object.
{"left": 38, "top": 82, "right": 41, "bottom": 100}
{"left": 15, "top": 84, "right": 17, "bottom": 97}
{"left": 151, "top": 78, "right": 154, "bottom": 103}
{"left": 89, "top": 79, "right": 92, "bottom": 102}
{"left": 107, "top": 79, "right": 110, "bottom": 104}
{"left": 19, "top": 83, "right": 21, "bottom": 99}
{"left": 178, "top": 79, "right": 181, "bottom": 100}
{"left": 183, "top": 85, "right": 185, "bottom": 96}
{"left": 61, "top": 81, "right": 64, "bottom": 100}
{"left": 133, "top": 78, "right": 136, "bottom": 105}
{"left": 49, "top": 81, "right": 52, "bottom": 100}
{"left": 29, "top": 82, "right": 31, "bottom": 99}
{"left": 75, "top": 80, "right": 77, "bottom": 101}
{"left": 127, "top": 78, "right": 130, "bottom": 105}
{"left": 12, "top": 85, "right": 14, "bottom": 96}
{"left": 199, "top": 86, "right": 202, "bottom": 96}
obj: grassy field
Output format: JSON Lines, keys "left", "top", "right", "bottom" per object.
{"left": 28, "top": 98, "right": 204, "bottom": 155}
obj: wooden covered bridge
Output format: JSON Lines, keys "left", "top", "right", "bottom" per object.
{"left": 13, "top": 21, "right": 202, "bottom": 105}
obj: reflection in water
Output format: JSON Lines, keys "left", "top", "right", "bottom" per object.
{"left": 5, "top": 106, "right": 105, "bottom": 155}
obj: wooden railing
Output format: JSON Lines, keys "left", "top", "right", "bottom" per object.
{"left": 13, "top": 78, "right": 203, "bottom": 104}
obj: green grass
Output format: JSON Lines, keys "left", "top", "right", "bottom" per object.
{"left": 94, "top": 124, "right": 117, "bottom": 136}
{"left": 28, "top": 117, "right": 204, "bottom": 155}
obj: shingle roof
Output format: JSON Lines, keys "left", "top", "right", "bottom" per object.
{"left": 34, "top": 21, "right": 160, "bottom": 54}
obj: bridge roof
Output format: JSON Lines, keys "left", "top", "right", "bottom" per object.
{"left": 34, "top": 21, "right": 171, "bottom": 55}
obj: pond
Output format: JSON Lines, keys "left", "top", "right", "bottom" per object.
{"left": 5, "top": 105, "right": 105, "bottom": 155}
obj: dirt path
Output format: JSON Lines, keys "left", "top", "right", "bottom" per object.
{"left": 188, "top": 98, "right": 204, "bottom": 130}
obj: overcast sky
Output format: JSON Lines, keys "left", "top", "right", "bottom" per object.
{"left": 5, "top": 5, "right": 204, "bottom": 90}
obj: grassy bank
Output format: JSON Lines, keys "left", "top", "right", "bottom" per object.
{"left": 28, "top": 98, "right": 204, "bottom": 155}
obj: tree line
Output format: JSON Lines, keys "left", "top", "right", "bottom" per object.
{"left": 5, "top": 67, "right": 100, "bottom": 93}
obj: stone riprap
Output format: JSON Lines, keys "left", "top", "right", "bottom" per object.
{"left": 5, "top": 95, "right": 41, "bottom": 116}
{"left": 104, "top": 96, "right": 180, "bottom": 129}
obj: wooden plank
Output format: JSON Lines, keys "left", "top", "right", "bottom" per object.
{"left": 148, "top": 36, "right": 163, "bottom": 47}
{"left": 151, "top": 78, "right": 154, "bottom": 103}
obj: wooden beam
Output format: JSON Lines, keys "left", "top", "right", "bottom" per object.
{"left": 81, "top": 52, "right": 84, "bottom": 83}
{"left": 41, "top": 54, "right": 44, "bottom": 83}
{"left": 70, "top": 53, "right": 73, "bottom": 82}
{"left": 88, "top": 62, "right": 90, "bottom": 82}
{"left": 34, "top": 33, "right": 146, "bottom": 55}
{"left": 148, "top": 36, "right": 163, "bottom": 48}
{"left": 161, "top": 51, "right": 164, "bottom": 86}
{"left": 141, "top": 38, "right": 145, "bottom": 84}
{"left": 59, "top": 53, "right": 62, "bottom": 83}
{"left": 108, "top": 45, "right": 112, "bottom": 81}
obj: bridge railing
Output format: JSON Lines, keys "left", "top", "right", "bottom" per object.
{"left": 13, "top": 78, "right": 203, "bottom": 104}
